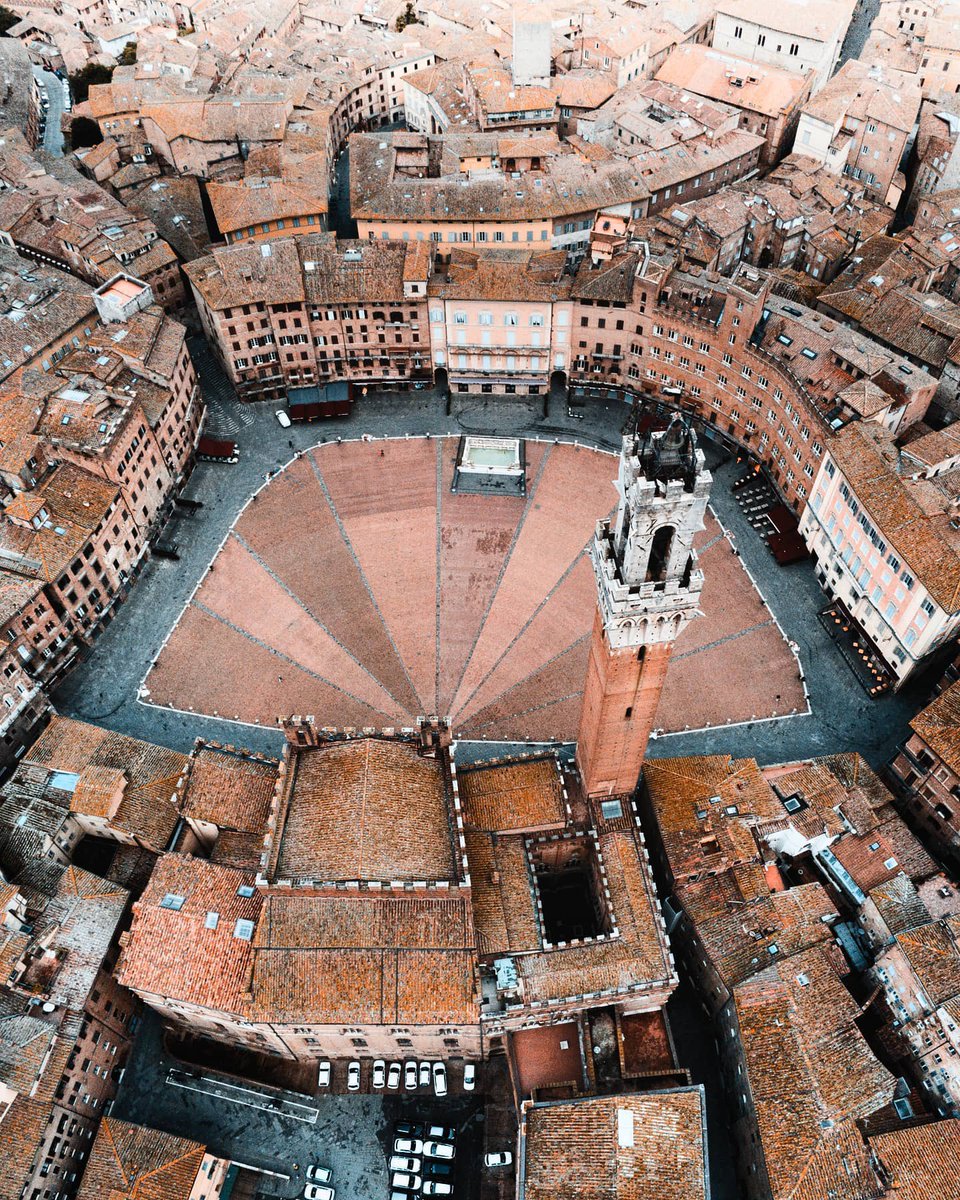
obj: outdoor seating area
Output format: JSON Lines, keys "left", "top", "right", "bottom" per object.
{"left": 732, "top": 470, "right": 808, "bottom": 565}
{"left": 818, "top": 602, "right": 893, "bottom": 697}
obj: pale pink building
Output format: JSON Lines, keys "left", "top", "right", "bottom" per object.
{"left": 427, "top": 249, "right": 574, "bottom": 396}
{"left": 800, "top": 420, "right": 960, "bottom": 685}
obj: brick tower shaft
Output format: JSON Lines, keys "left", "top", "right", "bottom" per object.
{"left": 576, "top": 413, "right": 711, "bottom": 798}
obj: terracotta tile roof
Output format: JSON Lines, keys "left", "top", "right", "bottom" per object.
{"left": 185, "top": 233, "right": 422, "bottom": 311}
{"left": 141, "top": 95, "right": 290, "bottom": 146}
{"left": 554, "top": 70, "right": 617, "bottom": 112}
{"left": 656, "top": 44, "right": 811, "bottom": 117}
{"left": 249, "top": 891, "right": 478, "bottom": 1024}
{"left": 69, "top": 765, "right": 127, "bottom": 818}
{"left": 76, "top": 1117, "right": 207, "bottom": 1200}
{"left": 679, "top": 868, "right": 837, "bottom": 990}
{"left": 0, "top": 1012, "right": 57, "bottom": 1096}
{"left": 896, "top": 920, "right": 960, "bottom": 1007}
{"left": 521, "top": 1089, "right": 708, "bottom": 1200}
{"left": 875, "top": 814, "right": 936, "bottom": 882}
{"left": 207, "top": 174, "right": 327, "bottom": 235}
{"left": 642, "top": 755, "right": 782, "bottom": 879}
{"left": 23, "top": 717, "right": 189, "bottom": 849}
{"left": 183, "top": 744, "right": 277, "bottom": 839}
{"left": 120, "top": 850, "right": 480, "bottom": 1026}
{"left": 464, "top": 829, "right": 540, "bottom": 956}
{"left": 117, "top": 855, "right": 260, "bottom": 1017}
{"left": 268, "top": 737, "right": 459, "bottom": 884}
{"left": 866, "top": 874, "right": 931, "bottom": 936}
{"left": 0, "top": 461, "right": 118, "bottom": 585}
{"left": 459, "top": 757, "right": 567, "bottom": 832}
{"left": 803, "top": 60, "right": 919, "bottom": 133}
{"left": 870, "top": 1118, "right": 960, "bottom": 1199}
{"left": 911, "top": 679, "right": 960, "bottom": 775}
{"left": 427, "top": 248, "right": 573, "bottom": 303}
{"left": 831, "top": 832, "right": 901, "bottom": 893}
{"left": 827, "top": 422, "right": 960, "bottom": 612}
{"left": 0, "top": 1095, "right": 52, "bottom": 1200}
{"left": 735, "top": 946, "right": 895, "bottom": 1200}
{"left": 350, "top": 131, "right": 651, "bottom": 224}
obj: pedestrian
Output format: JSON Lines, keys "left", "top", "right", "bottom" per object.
{"left": 278, "top": 675, "right": 283, "bottom": 683}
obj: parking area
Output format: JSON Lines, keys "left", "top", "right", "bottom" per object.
{"left": 112, "top": 1015, "right": 499, "bottom": 1200}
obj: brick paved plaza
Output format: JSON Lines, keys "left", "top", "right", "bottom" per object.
{"left": 142, "top": 437, "right": 806, "bottom": 741}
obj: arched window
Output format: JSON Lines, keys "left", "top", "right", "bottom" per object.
{"left": 647, "top": 525, "right": 675, "bottom": 582}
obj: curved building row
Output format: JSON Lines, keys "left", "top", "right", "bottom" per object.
{"left": 187, "top": 231, "right": 953, "bottom": 688}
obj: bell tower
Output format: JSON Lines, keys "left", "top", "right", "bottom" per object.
{"left": 576, "top": 412, "right": 711, "bottom": 798}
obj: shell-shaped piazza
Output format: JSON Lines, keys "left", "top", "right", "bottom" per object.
{"left": 144, "top": 437, "right": 805, "bottom": 741}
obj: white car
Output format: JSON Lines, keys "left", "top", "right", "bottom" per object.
{"left": 432, "top": 1061, "right": 447, "bottom": 1097}
{"left": 426, "top": 1125, "right": 455, "bottom": 1142}
{"left": 423, "top": 1141, "right": 455, "bottom": 1161}
{"left": 423, "top": 1184, "right": 453, "bottom": 1197}
{"left": 404, "top": 1060, "right": 418, "bottom": 1090}
{"left": 306, "top": 1166, "right": 332, "bottom": 1183}
{"left": 389, "top": 1156, "right": 421, "bottom": 1173}
{"left": 463, "top": 1063, "right": 475, "bottom": 1091}
{"left": 484, "top": 1151, "right": 513, "bottom": 1168}
{"left": 317, "top": 1061, "right": 331, "bottom": 1088}
{"left": 304, "top": 1187, "right": 334, "bottom": 1200}
{"left": 394, "top": 1138, "right": 423, "bottom": 1156}
{"left": 372, "top": 1060, "right": 386, "bottom": 1089}
{"left": 347, "top": 1060, "right": 361, "bottom": 1091}
{"left": 387, "top": 1062, "right": 402, "bottom": 1090}
{"left": 391, "top": 1173, "right": 421, "bottom": 1192}
{"left": 275, "top": 409, "right": 292, "bottom": 427}
{"left": 418, "top": 1060, "right": 431, "bottom": 1088}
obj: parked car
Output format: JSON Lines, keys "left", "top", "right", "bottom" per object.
{"left": 418, "top": 1061, "right": 431, "bottom": 1088}
{"left": 426, "top": 1125, "right": 456, "bottom": 1143}
{"left": 275, "top": 409, "right": 292, "bottom": 428}
{"left": 389, "top": 1156, "right": 421, "bottom": 1173}
{"left": 404, "top": 1060, "right": 418, "bottom": 1090}
{"left": 317, "top": 1061, "right": 331, "bottom": 1088}
{"left": 304, "top": 1186, "right": 334, "bottom": 1200}
{"left": 425, "top": 1161, "right": 453, "bottom": 1180}
{"left": 422, "top": 1184, "right": 453, "bottom": 1197}
{"left": 387, "top": 1062, "right": 402, "bottom": 1090}
{"left": 306, "top": 1166, "right": 332, "bottom": 1183}
{"left": 395, "top": 1121, "right": 424, "bottom": 1138}
{"left": 424, "top": 1141, "right": 455, "bottom": 1161}
{"left": 372, "top": 1060, "right": 386, "bottom": 1089}
{"left": 390, "top": 1173, "right": 421, "bottom": 1193}
{"left": 394, "top": 1138, "right": 423, "bottom": 1156}
{"left": 432, "top": 1062, "right": 447, "bottom": 1097}
{"left": 484, "top": 1152, "right": 513, "bottom": 1168}
{"left": 347, "top": 1061, "right": 361, "bottom": 1091}
{"left": 463, "top": 1063, "right": 475, "bottom": 1091}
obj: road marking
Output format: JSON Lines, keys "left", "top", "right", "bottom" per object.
{"left": 166, "top": 1069, "right": 319, "bottom": 1123}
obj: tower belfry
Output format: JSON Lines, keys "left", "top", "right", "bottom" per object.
{"left": 576, "top": 412, "right": 712, "bottom": 798}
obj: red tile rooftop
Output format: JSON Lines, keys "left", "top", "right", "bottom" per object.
{"left": 512, "top": 1021, "right": 583, "bottom": 1097}
{"left": 269, "top": 738, "right": 459, "bottom": 883}
{"left": 145, "top": 439, "right": 805, "bottom": 741}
